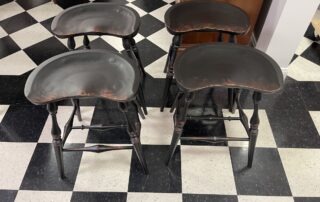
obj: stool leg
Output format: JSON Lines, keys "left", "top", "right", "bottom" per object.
{"left": 166, "top": 92, "right": 194, "bottom": 165}
{"left": 83, "top": 35, "right": 90, "bottom": 49}
{"left": 228, "top": 89, "right": 235, "bottom": 113}
{"left": 170, "top": 90, "right": 183, "bottom": 113}
{"left": 128, "top": 37, "right": 146, "bottom": 77}
{"left": 122, "top": 38, "right": 148, "bottom": 115}
{"left": 163, "top": 39, "right": 174, "bottom": 73}
{"left": 137, "top": 83, "right": 148, "bottom": 115}
{"left": 67, "top": 37, "right": 82, "bottom": 122}
{"left": 71, "top": 99, "right": 82, "bottom": 122}
{"left": 62, "top": 103, "right": 76, "bottom": 145}
{"left": 247, "top": 92, "right": 261, "bottom": 168}
{"left": 47, "top": 103, "right": 65, "bottom": 178}
{"left": 119, "top": 102, "right": 149, "bottom": 174}
{"left": 160, "top": 35, "right": 181, "bottom": 112}
{"left": 227, "top": 33, "right": 237, "bottom": 113}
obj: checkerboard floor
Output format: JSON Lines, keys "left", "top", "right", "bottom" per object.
{"left": 0, "top": 0, "right": 320, "bottom": 201}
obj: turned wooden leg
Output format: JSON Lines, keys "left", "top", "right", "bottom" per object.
{"left": 166, "top": 92, "right": 194, "bottom": 165}
{"left": 119, "top": 102, "right": 149, "bottom": 174}
{"left": 122, "top": 38, "right": 148, "bottom": 115}
{"left": 47, "top": 103, "right": 65, "bottom": 178}
{"left": 160, "top": 35, "right": 181, "bottom": 112}
{"left": 247, "top": 91, "right": 261, "bottom": 168}
{"left": 83, "top": 35, "right": 90, "bottom": 49}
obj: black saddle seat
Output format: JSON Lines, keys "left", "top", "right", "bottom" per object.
{"left": 165, "top": 1, "right": 250, "bottom": 35}
{"left": 51, "top": 3, "right": 140, "bottom": 38}
{"left": 174, "top": 43, "right": 283, "bottom": 93}
{"left": 25, "top": 50, "right": 140, "bottom": 105}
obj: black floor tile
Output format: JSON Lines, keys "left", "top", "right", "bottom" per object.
{"left": 40, "top": 17, "right": 54, "bottom": 34}
{"left": 0, "top": 105, "right": 48, "bottom": 142}
{"left": 0, "top": 0, "right": 13, "bottom": 6}
{"left": 294, "top": 197, "right": 320, "bottom": 202}
{"left": 304, "top": 24, "right": 316, "bottom": 41}
{"left": 71, "top": 192, "right": 127, "bottom": 202}
{"left": 16, "top": 0, "right": 50, "bottom": 10}
{"left": 267, "top": 108, "right": 320, "bottom": 148}
{"left": 55, "top": 0, "right": 89, "bottom": 9}
{"left": 230, "top": 147, "right": 292, "bottom": 196}
{"left": 183, "top": 194, "right": 238, "bottom": 202}
{"left": 301, "top": 42, "right": 320, "bottom": 65}
{"left": 0, "top": 12, "right": 37, "bottom": 34}
{"left": 128, "top": 145, "right": 182, "bottom": 193}
{"left": 290, "top": 54, "right": 299, "bottom": 63}
{"left": 124, "top": 39, "right": 166, "bottom": 67}
{"left": 241, "top": 77, "right": 305, "bottom": 111}
{"left": 83, "top": 37, "right": 118, "bottom": 52}
{"left": 0, "top": 73, "right": 32, "bottom": 105}
{"left": 93, "top": 0, "right": 128, "bottom": 4}
{"left": 24, "top": 37, "right": 68, "bottom": 65}
{"left": 0, "top": 36, "right": 20, "bottom": 59}
{"left": 181, "top": 115, "right": 227, "bottom": 146}
{"left": 298, "top": 81, "right": 320, "bottom": 110}
{"left": 0, "top": 190, "right": 17, "bottom": 202}
{"left": 132, "top": 0, "right": 167, "bottom": 12}
{"left": 20, "top": 143, "right": 83, "bottom": 191}
{"left": 86, "top": 100, "right": 131, "bottom": 144}
{"left": 139, "top": 14, "right": 164, "bottom": 37}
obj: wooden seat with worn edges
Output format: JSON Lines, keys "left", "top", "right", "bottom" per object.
{"left": 174, "top": 43, "right": 283, "bottom": 93}
{"left": 165, "top": 1, "right": 250, "bottom": 35}
{"left": 51, "top": 3, "right": 140, "bottom": 38}
{"left": 24, "top": 50, "right": 140, "bottom": 105}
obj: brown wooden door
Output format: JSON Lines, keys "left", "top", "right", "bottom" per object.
{"left": 176, "top": 0, "right": 264, "bottom": 45}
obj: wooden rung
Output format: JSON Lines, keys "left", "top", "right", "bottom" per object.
{"left": 63, "top": 144, "right": 132, "bottom": 153}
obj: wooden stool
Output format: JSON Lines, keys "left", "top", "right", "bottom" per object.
{"left": 51, "top": 3, "right": 147, "bottom": 118}
{"left": 160, "top": 1, "right": 250, "bottom": 112}
{"left": 166, "top": 43, "right": 283, "bottom": 168}
{"left": 24, "top": 50, "right": 149, "bottom": 177}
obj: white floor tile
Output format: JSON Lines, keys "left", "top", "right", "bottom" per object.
{"left": 181, "top": 145, "right": 237, "bottom": 195}
{"left": 127, "top": 193, "right": 182, "bottom": 202}
{"left": 15, "top": 190, "right": 72, "bottom": 202}
{"left": 38, "top": 106, "right": 95, "bottom": 143}
{"left": 126, "top": 3, "right": 147, "bottom": 17}
{"left": 145, "top": 54, "right": 167, "bottom": 78}
{"left": 101, "top": 33, "right": 144, "bottom": 52}
{"left": 27, "top": 2, "right": 63, "bottom": 22}
{"left": 0, "top": 2, "right": 24, "bottom": 21}
{"left": 0, "top": 142, "right": 36, "bottom": 189}
{"left": 238, "top": 195, "right": 294, "bottom": 202}
{"left": 74, "top": 144, "right": 132, "bottom": 192}
{"left": 0, "top": 26, "right": 7, "bottom": 38}
{"left": 279, "top": 148, "right": 320, "bottom": 197}
{"left": 309, "top": 111, "right": 320, "bottom": 136}
{"left": 149, "top": 4, "right": 171, "bottom": 22}
{"left": 147, "top": 28, "right": 172, "bottom": 52}
{"left": 0, "top": 50, "right": 36, "bottom": 75}
{"left": 287, "top": 56, "right": 320, "bottom": 81}
{"left": 140, "top": 107, "right": 175, "bottom": 145}
{"left": 57, "top": 35, "right": 99, "bottom": 49}
{"left": 223, "top": 109, "right": 277, "bottom": 148}
{"left": 10, "top": 23, "right": 52, "bottom": 49}
{"left": 0, "top": 105, "right": 9, "bottom": 122}
{"left": 295, "top": 37, "right": 313, "bottom": 55}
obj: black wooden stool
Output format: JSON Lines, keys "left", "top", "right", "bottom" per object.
{"left": 166, "top": 43, "right": 283, "bottom": 168}
{"left": 51, "top": 3, "right": 147, "bottom": 119}
{"left": 160, "top": 1, "right": 250, "bottom": 112}
{"left": 24, "top": 50, "right": 149, "bottom": 178}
